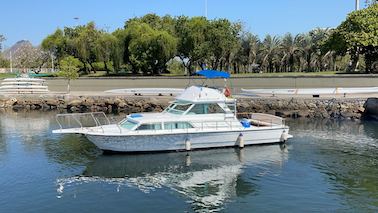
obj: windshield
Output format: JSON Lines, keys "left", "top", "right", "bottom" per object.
{"left": 120, "top": 119, "right": 138, "bottom": 130}
{"left": 165, "top": 102, "right": 192, "bottom": 115}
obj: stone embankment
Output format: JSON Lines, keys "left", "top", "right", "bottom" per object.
{"left": 0, "top": 94, "right": 374, "bottom": 120}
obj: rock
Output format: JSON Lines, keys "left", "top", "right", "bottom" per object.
{"left": 364, "top": 98, "right": 378, "bottom": 120}
{"left": 68, "top": 99, "right": 82, "bottom": 106}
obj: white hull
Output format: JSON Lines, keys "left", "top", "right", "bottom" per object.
{"left": 85, "top": 127, "right": 289, "bottom": 152}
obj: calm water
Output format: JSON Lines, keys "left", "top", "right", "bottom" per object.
{"left": 0, "top": 111, "right": 377, "bottom": 212}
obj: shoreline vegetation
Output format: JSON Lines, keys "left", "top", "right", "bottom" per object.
{"left": 1, "top": 4, "right": 378, "bottom": 78}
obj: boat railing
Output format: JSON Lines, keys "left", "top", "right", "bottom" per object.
{"left": 55, "top": 112, "right": 110, "bottom": 132}
{"left": 237, "top": 113, "right": 285, "bottom": 127}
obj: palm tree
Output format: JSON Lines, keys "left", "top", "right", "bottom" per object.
{"left": 260, "top": 35, "right": 281, "bottom": 72}
{"left": 296, "top": 34, "right": 310, "bottom": 72}
{"left": 237, "top": 32, "right": 261, "bottom": 72}
{"left": 280, "top": 33, "right": 302, "bottom": 72}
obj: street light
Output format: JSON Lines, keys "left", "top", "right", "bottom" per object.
{"left": 355, "top": 0, "right": 360, "bottom": 10}
{"left": 74, "top": 17, "right": 80, "bottom": 26}
{"left": 205, "top": 0, "right": 208, "bottom": 19}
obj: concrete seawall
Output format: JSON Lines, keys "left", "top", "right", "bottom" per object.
{"left": 0, "top": 94, "right": 373, "bottom": 120}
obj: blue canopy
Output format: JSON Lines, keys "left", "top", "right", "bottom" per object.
{"left": 195, "top": 70, "right": 230, "bottom": 79}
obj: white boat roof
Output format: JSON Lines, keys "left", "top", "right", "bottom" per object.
{"left": 175, "top": 86, "right": 234, "bottom": 103}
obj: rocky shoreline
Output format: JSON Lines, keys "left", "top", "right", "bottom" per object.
{"left": 0, "top": 94, "right": 377, "bottom": 120}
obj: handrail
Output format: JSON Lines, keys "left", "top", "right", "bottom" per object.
{"left": 55, "top": 112, "right": 110, "bottom": 130}
{"left": 237, "top": 112, "right": 285, "bottom": 127}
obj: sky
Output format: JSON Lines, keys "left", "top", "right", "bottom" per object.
{"left": 0, "top": 0, "right": 361, "bottom": 48}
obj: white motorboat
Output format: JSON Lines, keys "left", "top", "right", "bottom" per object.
{"left": 53, "top": 84, "right": 292, "bottom": 152}
{"left": 53, "top": 70, "right": 292, "bottom": 152}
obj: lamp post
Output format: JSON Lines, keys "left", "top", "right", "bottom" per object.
{"left": 74, "top": 17, "right": 79, "bottom": 26}
{"left": 10, "top": 50, "right": 13, "bottom": 73}
{"left": 355, "top": 0, "right": 360, "bottom": 10}
{"left": 205, "top": 0, "right": 208, "bottom": 19}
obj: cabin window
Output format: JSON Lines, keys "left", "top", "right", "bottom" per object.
{"left": 136, "top": 123, "right": 162, "bottom": 130}
{"left": 164, "top": 122, "right": 193, "bottom": 130}
{"left": 120, "top": 120, "right": 138, "bottom": 130}
{"left": 166, "top": 103, "right": 192, "bottom": 115}
{"left": 188, "top": 103, "right": 225, "bottom": 114}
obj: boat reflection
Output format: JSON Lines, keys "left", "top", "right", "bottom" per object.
{"left": 57, "top": 145, "right": 288, "bottom": 211}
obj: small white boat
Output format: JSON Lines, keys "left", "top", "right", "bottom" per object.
{"left": 105, "top": 88, "right": 184, "bottom": 96}
{"left": 241, "top": 87, "right": 378, "bottom": 95}
{"left": 53, "top": 84, "right": 292, "bottom": 152}
{"left": 0, "top": 77, "right": 49, "bottom": 94}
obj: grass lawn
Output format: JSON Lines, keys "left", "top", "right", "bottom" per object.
{"left": 0, "top": 73, "right": 17, "bottom": 79}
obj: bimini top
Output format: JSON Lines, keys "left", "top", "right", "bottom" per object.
{"left": 175, "top": 86, "right": 234, "bottom": 103}
{"left": 195, "top": 70, "right": 230, "bottom": 79}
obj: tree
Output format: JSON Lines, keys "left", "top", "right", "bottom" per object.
{"left": 207, "top": 19, "right": 241, "bottom": 71}
{"left": 73, "top": 22, "right": 101, "bottom": 73}
{"left": 0, "top": 35, "right": 9, "bottom": 68}
{"left": 260, "top": 35, "right": 281, "bottom": 72}
{"left": 125, "top": 22, "right": 177, "bottom": 75}
{"left": 95, "top": 33, "right": 118, "bottom": 74}
{"left": 41, "top": 29, "right": 65, "bottom": 67}
{"left": 58, "top": 56, "right": 81, "bottom": 93}
{"left": 325, "top": 4, "right": 378, "bottom": 73}
{"left": 174, "top": 16, "right": 211, "bottom": 74}
{"left": 0, "top": 34, "right": 5, "bottom": 52}
{"left": 280, "top": 33, "right": 302, "bottom": 72}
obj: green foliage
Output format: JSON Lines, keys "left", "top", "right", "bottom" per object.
{"left": 59, "top": 56, "right": 81, "bottom": 80}
{"left": 325, "top": 4, "right": 378, "bottom": 72}
{"left": 167, "top": 59, "right": 185, "bottom": 75}
{"left": 0, "top": 56, "right": 10, "bottom": 68}
{"left": 124, "top": 22, "right": 177, "bottom": 75}
{"left": 59, "top": 56, "right": 81, "bottom": 93}
{"left": 40, "top": 13, "right": 367, "bottom": 75}
{"left": 0, "top": 34, "right": 5, "bottom": 51}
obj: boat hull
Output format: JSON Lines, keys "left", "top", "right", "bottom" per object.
{"left": 85, "top": 127, "right": 289, "bottom": 152}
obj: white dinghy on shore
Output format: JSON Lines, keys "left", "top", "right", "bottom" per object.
{"left": 241, "top": 87, "right": 378, "bottom": 96}
{"left": 105, "top": 88, "right": 184, "bottom": 96}
{"left": 0, "top": 77, "right": 49, "bottom": 94}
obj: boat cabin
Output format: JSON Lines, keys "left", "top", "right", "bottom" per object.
{"left": 119, "top": 86, "right": 239, "bottom": 131}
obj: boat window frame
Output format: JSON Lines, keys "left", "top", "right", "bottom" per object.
{"left": 135, "top": 122, "right": 163, "bottom": 131}
{"left": 164, "top": 101, "right": 193, "bottom": 115}
{"left": 187, "top": 103, "right": 226, "bottom": 115}
{"left": 163, "top": 121, "right": 194, "bottom": 130}
{"left": 119, "top": 119, "right": 138, "bottom": 130}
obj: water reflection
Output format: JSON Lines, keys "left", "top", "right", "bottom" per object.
{"left": 57, "top": 145, "right": 288, "bottom": 211}
{"left": 1, "top": 111, "right": 377, "bottom": 211}
{"left": 0, "top": 110, "right": 54, "bottom": 152}
{"left": 44, "top": 134, "right": 100, "bottom": 166}
{"left": 290, "top": 119, "right": 378, "bottom": 210}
